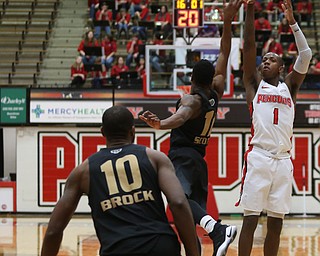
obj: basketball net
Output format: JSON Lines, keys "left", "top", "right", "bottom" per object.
{"left": 177, "top": 85, "right": 191, "bottom": 97}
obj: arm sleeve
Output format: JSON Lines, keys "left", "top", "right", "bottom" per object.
{"left": 290, "top": 23, "right": 312, "bottom": 74}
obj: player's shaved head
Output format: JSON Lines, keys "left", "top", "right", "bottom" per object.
{"left": 192, "top": 59, "right": 215, "bottom": 87}
{"left": 264, "top": 52, "right": 284, "bottom": 67}
{"left": 102, "top": 106, "right": 134, "bottom": 138}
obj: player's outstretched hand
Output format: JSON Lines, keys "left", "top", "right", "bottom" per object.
{"left": 139, "top": 110, "right": 161, "bottom": 129}
{"left": 223, "top": 0, "right": 245, "bottom": 22}
{"left": 281, "top": 0, "right": 296, "bottom": 25}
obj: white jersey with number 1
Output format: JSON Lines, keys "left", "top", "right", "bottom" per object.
{"left": 249, "top": 80, "right": 295, "bottom": 156}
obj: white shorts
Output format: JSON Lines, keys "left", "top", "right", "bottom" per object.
{"left": 240, "top": 147, "right": 294, "bottom": 215}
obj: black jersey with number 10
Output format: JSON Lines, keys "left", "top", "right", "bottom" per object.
{"left": 88, "top": 144, "right": 177, "bottom": 255}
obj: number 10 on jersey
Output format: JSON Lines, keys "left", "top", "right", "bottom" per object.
{"left": 173, "top": 0, "right": 204, "bottom": 28}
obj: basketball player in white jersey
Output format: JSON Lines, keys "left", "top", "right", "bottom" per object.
{"left": 237, "top": 0, "right": 312, "bottom": 255}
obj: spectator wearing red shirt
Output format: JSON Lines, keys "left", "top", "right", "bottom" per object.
{"left": 254, "top": 13, "right": 272, "bottom": 45}
{"left": 116, "top": 8, "right": 131, "bottom": 39}
{"left": 70, "top": 56, "right": 87, "bottom": 88}
{"left": 89, "top": 0, "right": 99, "bottom": 20}
{"left": 254, "top": 13, "right": 271, "bottom": 30}
{"left": 154, "top": 5, "right": 172, "bottom": 39}
{"left": 126, "top": 33, "right": 143, "bottom": 67}
{"left": 262, "top": 35, "right": 283, "bottom": 57}
{"left": 266, "top": 0, "right": 283, "bottom": 22}
{"left": 308, "top": 55, "right": 320, "bottom": 74}
{"left": 101, "top": 34, "right": 117, "bottom": 73}
{"left": 278, "top": 17, "right": 292, "bottom": 34}
{"left": 94, "top": 2, "right": 113, "bottom": 39}
{"left": 297, "top": 0, "right": 312, "bottom": 27}
{"left": 111, "top": 56, "right": 129, "bottom": 87}
{"left": 139, "top": 0, "right": 150, "bottom": 21}
{"left": 136, "top": 56, "right": 146, "bottom": 79}
{"left": 287, "top": 42, "right": 297, "bottom": 57}
{"left": 111, "top": 57, "right": 129, "bottom": 78}
{"left": 77, "top": 30, "right": 100, "bottom": 65}
{"left": 307, "top": 55, "right": 320, "bottom": 89}
{"left": 129, "top": 0, "right": 142, "bottom": 17}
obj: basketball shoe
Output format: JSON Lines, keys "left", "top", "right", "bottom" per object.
{"left": 209, "top": 221, "right": 237, "bottom": 256}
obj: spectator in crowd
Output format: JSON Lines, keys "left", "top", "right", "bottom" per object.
{"left": 266, "top": 0, "right": 284, "bottom": 22}
{"left": 116, "top": 8, "right": 131, "bottom": 39}
{"left": 70, "top": 56, "right": 86, "bottom": 88}
{"left": 278, "top": 17, "right": 292, "bottom": 34}
{"left": 287, "top": 42, "right": 298, "bottom": 57}
{"left": 139, "top": 0, "right": 150, "bottom": 21}
{"left": 117, "top": 0, "right": 130, "bottom": 11}
{"left": 78, "top": 30, "right": 100, "bottom": 65}
{"left": 254, "top": 13, "right": 272, "bottom": 30}
{"left": 101, "top": 34, "right": 117, "bottom": 74}
{"left": 129, "top": 0, "right": 142, "bottom": 17}
{"left": 254, "top": 13, "right": 272, "bottom": 48}
{"left": 131, "top": 11, "right": 147, "bottom": 40}
{"left": 111, "top": 56, "right": 129, "bottom": 86}
{"left": 154, "top": 5, "right": 173, "bottom": 39}
{"left": 297, "top": 0, "right": 312, "bottom": 27}
{"left": 89, "top": 0, "right": 99, "bottom": 20}
{"left": 287, "top": 43, "right": 298, "bottom": 74}
{"left": 306, "top": 55, "right": 320, "bottom": 88}
{"left": 94, "top": 2, "right": 113, "bottom": 39}
{"left": 136, "top": 55, "right": 146, "bottom": 79}
{"left": 148, "top": 33, "right": 166, "bottom": 74}
{"left": 308, "top": 55, "right": 320, "bottom": 75}
{"left": 262, "top": 34, "right": 284, "bottom": 57}
{"left": 126, "top": 33, "right": 143, "bottom": 67}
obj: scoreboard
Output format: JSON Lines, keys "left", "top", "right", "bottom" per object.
{"left": 173, "top": 0, "right": 204, "bottom": 28}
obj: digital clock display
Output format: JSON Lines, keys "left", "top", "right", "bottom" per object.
{"left": 173, "top": 0, "right": 204, "bottom": 28}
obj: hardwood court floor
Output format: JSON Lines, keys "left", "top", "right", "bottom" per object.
{"left": 0, "top": 214, "right": 319, "bottom": 256}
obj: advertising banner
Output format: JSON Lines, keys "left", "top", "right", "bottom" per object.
{"left": 30, "top": 100, "right": 112, "bottom": 124}
{"left": 0, "top": 88, "right": 27, "bottom": 124}
{"left": 16, "top": 127, "right": 320, "bottom": 214}
{"left": 29, "top": 88, "right": 320, "bottom": 128}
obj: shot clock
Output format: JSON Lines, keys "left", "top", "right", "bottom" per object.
{"left": 173, "top": 0, "right": 204, "bottom": 28}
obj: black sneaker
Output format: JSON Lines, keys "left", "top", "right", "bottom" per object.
{"left": 209, "top": 221, "right": 237, "bottom": 256}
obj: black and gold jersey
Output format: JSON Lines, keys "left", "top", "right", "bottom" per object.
{"left": 88, "top": 144, "right": 176, "bottom": 255}
{"left": 170, "top": 89, "right": 219, "bottom": 157}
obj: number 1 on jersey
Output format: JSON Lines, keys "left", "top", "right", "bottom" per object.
{"left": 200, "top": 110, "right": 215, "bottom": 137}
{"left": 273, "top": 108, "right": 279, "bottom": 125}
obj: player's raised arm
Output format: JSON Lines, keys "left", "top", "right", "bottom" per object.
{"left": 283, "top": 0, "right": 312, "bottom": 102}
{"left": 242, "top": 0, "right": 261, "bottom": 105}
{"left": 213, "top": 0, "right": 244, "bottom": 99}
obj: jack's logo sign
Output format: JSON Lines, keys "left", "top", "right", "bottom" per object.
{"left": 38, "top": 132, "right": 320, "bottom": 206}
